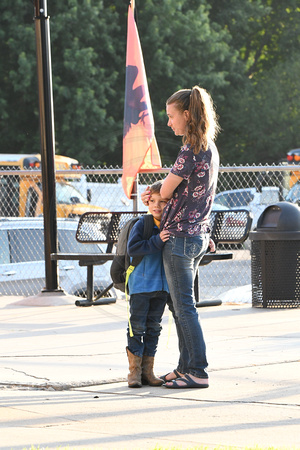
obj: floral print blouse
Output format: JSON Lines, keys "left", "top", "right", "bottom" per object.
{"left": 161, "top": 142, "right": 219, "bottom": 236}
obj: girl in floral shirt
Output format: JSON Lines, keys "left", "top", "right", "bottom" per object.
{"left": 143, "top": 85, "right": 219, "bottom": 389}
{"left": 160, "top": 143, "right": 217, "bottom": 237}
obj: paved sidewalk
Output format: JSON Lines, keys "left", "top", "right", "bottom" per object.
{"left": 1, "top": 292, "right": 300, "bottom": 450}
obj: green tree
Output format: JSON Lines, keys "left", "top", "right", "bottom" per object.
{"left": 209, "top": 0, "right": 300, "bottom": 79}
{"left": 0, "top": 2, "right": 39, "bottom": 153}
{"left": 1, "top": 1, "right": 299, "bottom": 167}
{"left": 49, "top": 1, "right": 125, "bottom": 166}
{"left": 0, "top": 0, "right": 238, "bottom": 166}
{"left": 135, "top": 0, "right": 238, "bottom": 165}
{"left": 0, "top": 1, "right": 125, "bottom": 166}
{"left": 220, "top": 56, "right": 300, "bottom": 164}
{"left": 209, "top": 0, "right": 300, "bottom": 164}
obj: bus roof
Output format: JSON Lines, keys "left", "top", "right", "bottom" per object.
{"left": 0, "top": 154, "right": 80, "bottom": 170}
{"left": 0, "top": 154, "right": 39, "bottom": 162}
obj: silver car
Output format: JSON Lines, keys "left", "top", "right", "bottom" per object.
{"left": 0, "top": 217, "right": 115, "bottom": 297}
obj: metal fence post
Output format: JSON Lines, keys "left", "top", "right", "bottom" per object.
{"left": 34, "top": 0, "right": 59, "bottom": 291}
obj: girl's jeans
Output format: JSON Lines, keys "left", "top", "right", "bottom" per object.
{"left": 127, "top": 291, "right": 168, "bottom": 358}
{"left": 163, "top": 233, "right": 210, "bottom": 379}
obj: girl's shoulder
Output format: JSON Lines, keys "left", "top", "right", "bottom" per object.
{"left": 176, "top": 144, "right": 194, "bottom": 161}
{"left": 180, "top": 144, "right": 191, "bottom": 152}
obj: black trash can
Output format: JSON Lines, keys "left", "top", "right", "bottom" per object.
{"left": 250, "top": 201, "right": 300, "bottom": 308}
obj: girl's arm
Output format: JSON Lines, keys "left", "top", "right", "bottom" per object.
{"left": 140, "top": 171, "right": 183, "bottom": 206}
{"left": 160, "top": 173, "right": 183, "bottom": 199}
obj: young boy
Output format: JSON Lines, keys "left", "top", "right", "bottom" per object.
{"left": 126, "top": 181, "right": 170, "bottom": 388}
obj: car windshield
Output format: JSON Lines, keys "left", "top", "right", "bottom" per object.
{"left": 6, "top": 228, "right": 102, "bottom": 263}
{"left": 286, "top": 184, "right": 300, "bottom": 203}
{"left": 58, "top": 229, "right": 102, "bottom": 254}
{"left": 56, "top": 182, "right": 88, "bottom": 205}
{"left": 215, "top": 191, "right": 254, "bottom": 208}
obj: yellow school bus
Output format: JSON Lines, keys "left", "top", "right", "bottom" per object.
{"left": 0, "top": 154, "right": 107, "bottom": 217}
{"left": 287, "top": 149, "right": 300, "bottom": 188}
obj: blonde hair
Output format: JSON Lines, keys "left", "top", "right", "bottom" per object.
{"left": 166, "top": 85, "right": 220, "bottom": 154}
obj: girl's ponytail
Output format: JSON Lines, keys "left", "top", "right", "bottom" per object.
{"left": 167, "top": 85, "right": 220, "bottom": 154}
{"left": 186, "top": 86, "right": 220, "bottom": 153}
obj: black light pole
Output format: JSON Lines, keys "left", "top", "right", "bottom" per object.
{"left": 34, "top": 0, "right": 59, "bottom": 291}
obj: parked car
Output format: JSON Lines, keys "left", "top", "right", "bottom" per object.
{"left": 212, "top": 203, "right": 229, "bottom": 211}
{"left": 285, "top": 182, "right": 300, "bottom": 205}
{"left": 71, "top": 177, "right": 146, "bottom": 212}
{"left": 214, "top": 186, "right": 280, "bottom": 228}
{"left": 286, "top": 148, "right": 300, "bottom": 163}
{"left": 0, "top": 217, "right": 115, "bottom": 297}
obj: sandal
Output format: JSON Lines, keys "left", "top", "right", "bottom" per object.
{"left": 163, "top": 374, "right": 209, "bottom": 389}
{"left": 160, "top": 369, "right": 183, "bottom": 382}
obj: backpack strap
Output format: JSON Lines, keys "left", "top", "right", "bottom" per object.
{"left": 125, "top": 264, "right": 135, "bottom": 337}
{"left": 143, "top": 213, "right": 155, "bottom": 239}
{"left": 131, "top": 214, "right": 154, "bottom": 267}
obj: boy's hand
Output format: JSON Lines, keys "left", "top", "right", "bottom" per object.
{"left": 160, "top": 230, "right": 170, "bottom": 242}
{"left": 209, "top": 238, "right": 216, "bottom": 253}
{"left": 141, "top": 186, "right": 151, "bottom": 206}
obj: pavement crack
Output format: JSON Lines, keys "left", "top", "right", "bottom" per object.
{"left": 0, "top": 377, "right": 126, "bottom": 391}
{"left": 209, "top": 359, "right": 300, "bottom": 372}
{"left": 83, "top": 389, "right": 300, "bottom": 408}
{"left": 0, "top": 352, "right": 122, "bottom": 358}
{"left": 3, "top": 366, "right": 50, "bottom": 381}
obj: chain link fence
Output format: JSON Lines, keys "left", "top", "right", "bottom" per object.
{"left": 0, "top": 164, "right": 299, "bottom": 302}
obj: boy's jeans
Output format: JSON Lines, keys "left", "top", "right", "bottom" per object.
{"left": 127, "top": 291, "right": 168, "bottom": 358}
{"left": 163, "top": 234, "right": 210, "bottom": 379}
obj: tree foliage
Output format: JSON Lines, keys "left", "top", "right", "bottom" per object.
{"left": 136, "top": 0, "right": 238, "bottom": 165}
{"left": 0, "top": 0, "right": 299, "bottom": 166}
{"left": 209, "top": 0, "right": 300, "bottom": 163}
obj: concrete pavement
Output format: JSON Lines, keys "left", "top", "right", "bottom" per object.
{"left": 1, "top": 292, "right": 300, "bottom": 450}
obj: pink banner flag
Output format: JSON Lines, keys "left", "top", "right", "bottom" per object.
{"left": 122, "top": 2, "right": 162, "bottom": 199}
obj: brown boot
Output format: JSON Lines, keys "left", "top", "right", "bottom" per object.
{"left": 126, "top": 347, "right": 142, "bottom": 388}
{"left": 141, "top": 355, "right": 163, "bottom": 386}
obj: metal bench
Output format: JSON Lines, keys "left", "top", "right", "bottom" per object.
{"left": 194, "top": 208, "right": 253, "bottom": 306}
{"left": 51, "top": 212, "right": 145, "bottom": 307}
{"left": 51, "top": 209, "right": 252, "bottom": 307}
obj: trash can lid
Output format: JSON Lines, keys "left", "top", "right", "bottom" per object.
{"left": 257, "top": 201, "right": 300, "bottom": 231}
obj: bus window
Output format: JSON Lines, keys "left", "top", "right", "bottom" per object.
{"left": 25, "top": 187, "right": 39, "bottom": 217}
{"left": 0, "top": 176, "right": 20, "bottom": 217}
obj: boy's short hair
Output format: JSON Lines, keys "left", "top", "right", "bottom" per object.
{"left": 149, "top": 180, "right": 163, "bottom": 195}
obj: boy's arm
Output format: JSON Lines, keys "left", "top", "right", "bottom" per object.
{"left": 127, "top": 218, "right": 165, "bottom": 257}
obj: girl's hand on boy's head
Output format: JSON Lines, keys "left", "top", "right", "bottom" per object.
{"left": 160, "top": 230, "right": 170, "bottom": 242}
{"left": 141, "top": 187, "right": 151, "bottom": 206}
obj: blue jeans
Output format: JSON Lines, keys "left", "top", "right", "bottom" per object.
{"left": 163, "top": 234, "right": 210, "bottom": 379}
{"left": 127, "top": 291, "right": 168, "bottom": 358}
